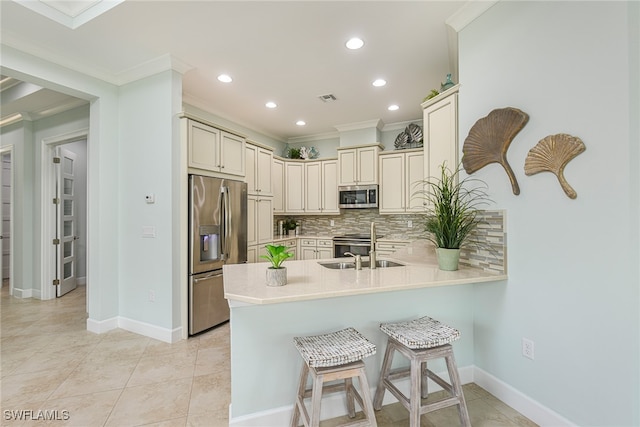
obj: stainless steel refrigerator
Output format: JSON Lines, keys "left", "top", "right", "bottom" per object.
{"left": 189, "top": 175, "right": 247, "bottom": 335}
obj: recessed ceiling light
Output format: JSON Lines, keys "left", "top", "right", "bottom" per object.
{"left": 372, "top": 79, "right": 387, "bottom": 87}
{"left": 345, "top": 37, "right": 364, "bottom": 50}
{"left": 217, "top": 74, "right": 232, "bottom": 83}
{"left": 296, "top": 120, "right": 306, "bottom": 126}
{"left": 265, "top": 101, "right": 277, "bottom": 109}
{"left": 388, "top": 104, "right": 399, "bottom": 111}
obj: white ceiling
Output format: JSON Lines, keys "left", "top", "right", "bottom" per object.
{"left": 1, "top": 1, "right": 469, "bottom": 141}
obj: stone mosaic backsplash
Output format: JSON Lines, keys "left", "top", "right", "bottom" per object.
{"left": 274, "top": 209, "right": 506, "bottom": 274}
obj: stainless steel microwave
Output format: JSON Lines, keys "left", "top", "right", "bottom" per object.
{"left": 338, "top": 184, "right": 378, "bottom": 209}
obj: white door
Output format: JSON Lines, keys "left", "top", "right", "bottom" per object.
{"left": 56, "top": 147, "right": 78, "bottom": 297}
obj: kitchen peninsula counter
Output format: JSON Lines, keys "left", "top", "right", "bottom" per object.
{"left": 224, "top": 240, "right": 507, "bottom": 306}
{"left": 224, "top": 239, "right": 508, "bottom": 425}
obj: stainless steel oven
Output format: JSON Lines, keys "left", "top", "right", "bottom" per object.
{"left": 333, "top": 234, "right": 372, "bottom": 258}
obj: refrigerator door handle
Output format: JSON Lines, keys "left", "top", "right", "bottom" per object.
{"left": 219, "top": 186, "right": 226, "bottom": 261}
{"left": 224, "top": 186, "right": 231, "bottom": 259}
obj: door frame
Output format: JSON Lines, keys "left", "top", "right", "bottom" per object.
{"left": 40, "top": 128, "right": 88, "bottom": 301}
{"left": 0, "top": 145, "right": 15, "bottom": 296}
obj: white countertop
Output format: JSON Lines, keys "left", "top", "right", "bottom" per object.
{"left": 224, "top": 240, "right": 507, "bottom": 305}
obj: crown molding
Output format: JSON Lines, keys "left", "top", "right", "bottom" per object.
{"left": 334, "top": 119, "right": 383, "bottom": 133}
{"left": 446, "top": 0, "right": 499, "bottom": 33}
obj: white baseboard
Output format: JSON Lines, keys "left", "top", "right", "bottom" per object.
{"left": 229, "top": 365, "right": 577, "bottom": 427}
{"left": 229, "top": 366, "right": 474, "bottom": 426}
{"left": 77, "top": 276, "right": 86, "bottom": 286}
{"left": 86, "top": 316, "right": 182, "bottom": 343}
{"left": 473, "top": 367, "right": 576, "bottom": 427}
{"left": 12, "top": 288, "right": 33, "bottom": 299}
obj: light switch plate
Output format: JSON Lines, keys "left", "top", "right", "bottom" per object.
{"left": 142, "top": 226, "right": 156, "bottom": 238}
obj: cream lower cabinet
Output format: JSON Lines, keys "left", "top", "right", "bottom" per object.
{"left": 281, "top": 238, "right": 298, "bottom": 260}
{"left": 300, "top": 238, "right": 333, "bottom": 260}
{"left": 304, "top": 160, "right": 339, "bottom": 214}
{"left": 379, "top": 149, "right": 424, "bottom": 214}
{"left": 376, "top": 240, "right": 411, "bottom": 257}
{"left": 187, "top": 119, "right": 245, "bottom": 177}
{"left": 421, "top": 84, "right": 459, "bottom": 183}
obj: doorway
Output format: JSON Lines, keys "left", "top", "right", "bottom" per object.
{"left": 0, "top": 147, "right": 13, "bottom": 295}
{"left": 41, "top": 131, "right": 88, "bottom": 301}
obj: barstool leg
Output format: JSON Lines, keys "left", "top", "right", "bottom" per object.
{"left": 309, "top": 371, "right": 324, "bottom": 427}
{"left": 357, "top": 368, "right": 378, "bottom": 427}
{"left": 409, "top": 356, "right": 422, "bottom": 427}
{"left": 373, "top": 339, "right": 395, "bottom": 410}
{"left": 444, "top": 352, "right": 471, "bottom": 427}
{"left": 291, "top": 364, "right": 309, "bottom": 427}
{"left": 345, "top": 377, "right": 356, "bottom": 418}
{"left": 421, "top": 361, "right": 429, "bottom": 399}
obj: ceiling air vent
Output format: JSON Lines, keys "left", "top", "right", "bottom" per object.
{"left": 317, "top": 94, "right": 337, "bottom": 103}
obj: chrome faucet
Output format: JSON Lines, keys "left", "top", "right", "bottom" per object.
{"left": 369, "top": 222, "right": 377, "bottom": 269}
{"left": 344, "top": 252, "right": 362, "bottom": 270}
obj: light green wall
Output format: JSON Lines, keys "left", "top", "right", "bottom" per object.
{"left": 459, "top": 2, "right": 639, "bottom": 425}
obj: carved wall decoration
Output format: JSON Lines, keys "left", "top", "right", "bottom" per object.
{"left": 462, "top": 107, "right": 529, "bottom": 195}
{"left": 524, "top": 133, "right": 585, "bottom": 199}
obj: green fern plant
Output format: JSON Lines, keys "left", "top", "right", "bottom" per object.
{"left": 260, "top": 244, "right": 293, "bottom": 269}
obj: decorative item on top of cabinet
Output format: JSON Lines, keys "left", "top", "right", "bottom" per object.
{"left": 462, "top": 107, "right": 529, "bottom": 195}
{"left": 186, "top": 119, "right": 246, "bottom": 177}
{"left": 337, "top": 144, "right": 383, "bottom": 186}
{"left": 524, "top": 133, "right": 585, "bottom": 199}
{"left": 394, "top": 123, "right": 423, "bottom": 150}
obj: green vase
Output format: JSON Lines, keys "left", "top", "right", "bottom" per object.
{"left": 436, "top": 248, "right": 460, "bottom": 271}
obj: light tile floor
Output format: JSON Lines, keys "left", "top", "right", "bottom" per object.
{"left": 1, "top": 284, "right": 537, "bottom": 426}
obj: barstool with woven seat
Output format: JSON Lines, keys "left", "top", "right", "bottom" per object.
{"left": 291, "top": 327, "right": 378, "bottom": 427}
{"left": 373, "top": 316, "right": 470, "bottom": 427}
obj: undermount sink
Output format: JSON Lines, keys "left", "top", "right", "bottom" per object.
{"left": 319, "top": 260, "right": 404, "bottom": 269}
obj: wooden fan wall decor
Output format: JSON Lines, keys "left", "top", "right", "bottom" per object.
{"left": 524, "top": 133, "right": 585, "bottom": 199}
{"left": 462, "top": 107, "right": 529, "bottom": 195}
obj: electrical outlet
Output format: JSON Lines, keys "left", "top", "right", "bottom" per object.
{"left": 149, "top": 290, "right": 156, "bottom": 302}
{"left": 407, "top": 220, "right": 413, "bottom": 228}
{"left": 330, "top": 220, "right": 335, "bottom": 227}
{"left": 522, "top": 338, "right": 534, "bottom": 360}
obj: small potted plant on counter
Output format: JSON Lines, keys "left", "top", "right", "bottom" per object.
{"left": 283, "top": 218, "right": 298, "bottom": 235}
{"left": 262, "top": 244, "right": 294, "bottom": 286}
{"left": 419, "top": 162, "right": 492, "bottom": 271}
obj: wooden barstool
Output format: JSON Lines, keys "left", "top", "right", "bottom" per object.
{"left": 373, "top": 316, "right": 471, "bottom": 427}
{"left": 291, "top": 327, "right": 378, "bottom": 427}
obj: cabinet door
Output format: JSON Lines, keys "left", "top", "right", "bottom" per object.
{"left": 305, "top": 161, "right": 322, "bottom": 213}
{"left": 247, "top": 245, "right": 257, "bottom": 263}
{"left": 301, "top": 247, "right": 317, "bottom": 260}
{"left": 220, "top": 131, "right": 246, "bottom": 177}
{"left": 406, "top": 151, "right": 425, "bottom": 212}
{"left": 272, "top": 159, "right": 285, "bottom": 213}
{"left": 188, "top": 121, "right": 220, "bottom": 171}
{"left": 379, "top": 153, "right": 405, "bottom": 214}
{"left": 257, "top": 197, "right": 273, "bottom": 245}
{"left": 285, "top": 162, "right": 305, "bottom": 213}
{"left": 357, "top": 147, "right": 379, "bottom": 185}
{"left": 338, "top": 149, "right": 357, "bottom": 186}
{"left": 247, "top": 196, "right": 257, "bottom": 246}
{"left": 257, "top": 147, "right": 273, "bottom": 196}
{"left": 321, "top": 160, "right": 339, "bottom": 213}
{"left": 317, "top": 248, "right": 333, "bottom": 260}
{"left": 245, "top": 144, "right": 257, "bottom": 194}
{"left": 424, "top": 94, "right": 458, "bottom": 182}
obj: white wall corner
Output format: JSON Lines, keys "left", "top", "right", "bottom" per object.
{"left": 115, "top": 54, "right": 194, "bottom": 86}
{"left": 446, "top": 1, "right": 500, "bottom": 33}
{"left": 86, "top": 316, "right": 119, "bottom": 334}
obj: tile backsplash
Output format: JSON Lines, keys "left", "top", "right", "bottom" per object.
{"left": 274, "top": 210, "right": 506, "bottom": 274}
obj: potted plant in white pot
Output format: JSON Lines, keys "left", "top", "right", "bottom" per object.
{"left": 261, "top": 244, "right": 294, "bottom": 286}
{"left": 419, "top": 162, "right": 492, "bottom": 271}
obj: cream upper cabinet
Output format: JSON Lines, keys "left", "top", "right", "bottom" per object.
{"left": 272, "top": 158, "right": 285, "bottom": 214}
{"left": 304, "top": 159, "right": 339, "bottom": 214}
{"left": 379, "top": 149, "right": 424, "bottom": 214}
{"left": 285, "top": 161, "right": 305, "bottom": 213}
{"left": 187, "top": 119, "right": 245, "bottom": 177}
{"left": 421, "top": 85, "right": 459, "bottom": 183}
{"left": 337, "top": 144, "right": 382, "bottom": 186}
{"left": 246, "top": 143, "right": 273, "bottom": 196}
